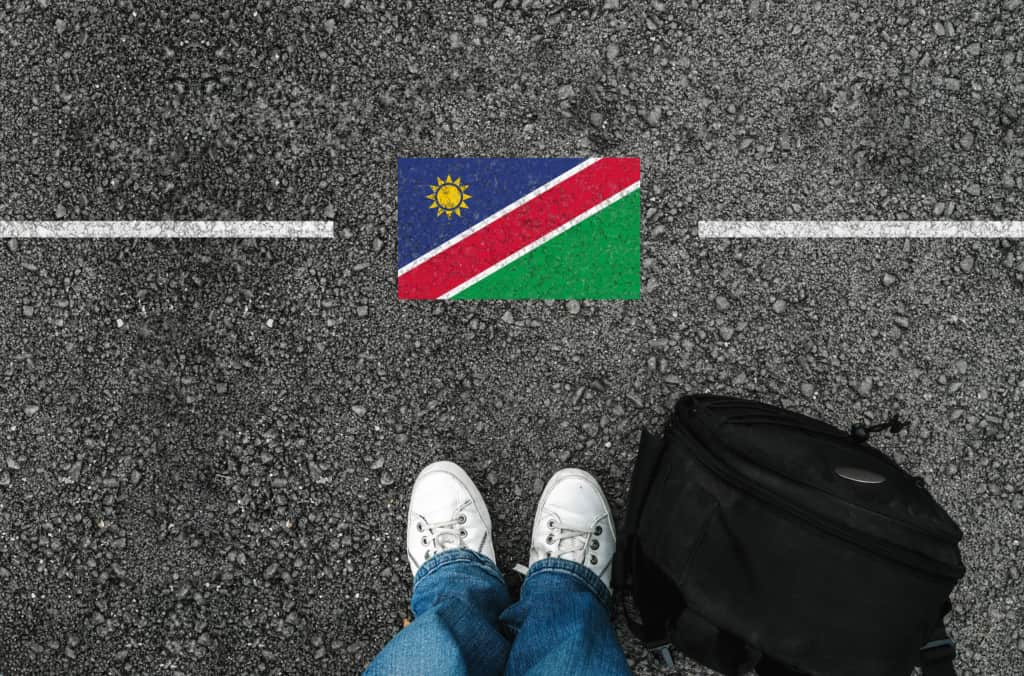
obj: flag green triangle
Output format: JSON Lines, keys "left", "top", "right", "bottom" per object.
{"left": 451, "top": 190, "right": 640, "bottom": 299}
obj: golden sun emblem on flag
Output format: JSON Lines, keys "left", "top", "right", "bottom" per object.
{"left": 427, "top": 175, "right": 471, "bottom": 219}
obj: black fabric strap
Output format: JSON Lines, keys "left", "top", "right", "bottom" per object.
{"left": 613, "top": 428, "right": 665, "bottom": 594}
{"left": 672, "top": 607, "right": 761, "bottom": 676}
{"left": 919, "top": 614, "right": 956, "bottom": 676}
{"left": 615, "top": 428, "right": 674, "bottom": 651}
{"left": 622, "top": 429, "right": 664, "bottom": 534}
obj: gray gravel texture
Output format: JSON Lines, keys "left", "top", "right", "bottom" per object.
{"left": 2, "top": 1, "right": 1024, "bottom": 674}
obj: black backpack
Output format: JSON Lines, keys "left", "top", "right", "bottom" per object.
{"left": 615, "top": 395, "right": 965, "bottom": 676}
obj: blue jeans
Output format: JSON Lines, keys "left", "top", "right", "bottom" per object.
{"left": 364, "top": 549, "right": 631, "bottom": 676}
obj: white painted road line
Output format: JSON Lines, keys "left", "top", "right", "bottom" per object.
{"left": 699, "top": 221, "right": 1024, "bottom": 238}
{"left": 0, "top": 221, "right": 335, "bottom": 238}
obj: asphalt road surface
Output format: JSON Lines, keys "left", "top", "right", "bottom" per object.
{"left": 2, "top": 1, "right": 1023, "bottom": 674}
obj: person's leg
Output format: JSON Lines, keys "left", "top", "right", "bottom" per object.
{"left": 500, "top": 469, "right": 631, "bottom": 676}
{"left": 364, "top": 461, "right": 511, "bottom": 676}
{"left": 366, "top": 549, "right": 511, "bottom": 675}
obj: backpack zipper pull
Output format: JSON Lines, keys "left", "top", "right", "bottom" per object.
{"left": 850, "top": 414, "right": 906, "bottom": 442}
{"left": 649, "top": 643, "right": 674, "bottom": 668}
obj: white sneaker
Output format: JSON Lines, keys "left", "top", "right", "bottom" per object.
{"left": 406, "top": 461, "right": 495, "bottom": 576}
{"left": 529, "top": 468, "right": 616, "bottom": 589}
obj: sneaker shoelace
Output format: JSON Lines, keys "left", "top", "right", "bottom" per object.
{"left": 544, "top": 517, "right": 602, "bottom": 563}
{"left": 417, "top": 499, "right": 471, "bottom": 559}
{"left": 512, "top": 517, "right": 604, "bottom": 576}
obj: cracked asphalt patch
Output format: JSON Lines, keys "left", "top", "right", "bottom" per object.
{"left": 1, "top": 1, "right": 1023, "bottom": 674}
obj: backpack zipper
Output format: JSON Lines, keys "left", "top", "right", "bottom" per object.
{"left": 723, "top": 413, "right": 904, "bottom": 470}
{"left": 696, "top": 397, "right": 907, "bottom": 461}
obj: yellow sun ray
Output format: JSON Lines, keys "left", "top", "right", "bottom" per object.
{"left": 425, "top": 174, "right": 471, "bottom": 219}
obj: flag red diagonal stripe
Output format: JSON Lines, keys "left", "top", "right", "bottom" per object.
{"left": 398, "top": 157, "right": 640, "bottom": 299}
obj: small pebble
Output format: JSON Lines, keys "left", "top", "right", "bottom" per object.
{"left": 800, "top": 383, "right": 815, "bottom": 398}
{"left": 24, "top": 404, "right": 39, "bottom": 417}
{"left": 771, "top": 299, "right": 788, "bottom": 314}
{"left": 501, "top": 311, "right": 514, "bottom": 324}
{"left": 566, "top": 300, "right": 580, "bottom": 315}
{"left": 857, "top": 377, "right": 874, "bottom": 397}
{"left": 718, "top": 325, "right": 735, "bottom": 341}
{"left": 882, "top": 272, "right": 898, "bottom": 287}
{"left": 643, "top": 106, "right": 663, "bottom": 127}
{"left": 714, "top": 295, "right": 731, "bottom": 311}
{"left": 894, "top": 315, "right": 910, "bottom": 329}
{"left": 959, "top": 255, "right": 975, "bottom": 273}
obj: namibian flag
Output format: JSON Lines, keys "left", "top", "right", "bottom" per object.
{"left": 397, "top": 158, "right": 640, "bottom": 299}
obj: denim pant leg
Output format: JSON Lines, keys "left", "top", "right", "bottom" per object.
{"left": 364, "top": 550, "right": 512, "bottom": 676}
{"left": 499, "top": 558, "right": 631, "bottom": 676}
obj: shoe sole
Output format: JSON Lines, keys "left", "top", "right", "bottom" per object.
{"left": 410, "top": 460, "right": 493, "bottom": 533}
{"left": 534, "top": 467, "right": 616, "bottom": 542}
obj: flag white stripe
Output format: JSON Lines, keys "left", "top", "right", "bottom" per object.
{"left": 699, "top": 221, "right": 1024, "bottom": 238}
{"left": 440, "top": 181, "right": 640, "bottom": 299}
{"left": 397, "top": 158, "right": 600, "bottom": 277}
{"left": 0, "top": 221, "right": 334, "bottom": 238}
